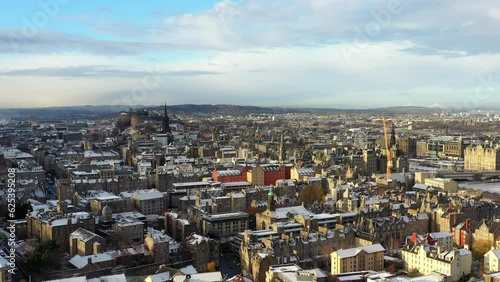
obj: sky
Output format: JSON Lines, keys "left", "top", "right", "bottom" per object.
{"left": 0, "top": 0, "right": 500, "bottom": 109}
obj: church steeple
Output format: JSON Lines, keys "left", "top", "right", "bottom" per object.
{"left": 162, "top": 103, "right": 171, "bottom": 134}
{"left": 279, "top": 134, "right": 284, "bottom": 165}
{"left": 267, "top": 188, "right": 276, "bottom": 211}
{"left": 390, "top": 122, "right": 396, "bottom": 148}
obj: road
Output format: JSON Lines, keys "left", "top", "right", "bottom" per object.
{"left": 45, "top": 173, "right": 56, "bottom": 200}
{"left": 218, "top": 253, "right": 241, "bottom": 278}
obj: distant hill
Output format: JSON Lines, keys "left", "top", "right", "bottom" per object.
{"left": 0, "top": 104, "right": 453, "bottom": 121}
{"left": 367, "top": 106, "right": 444, "bottom": 114}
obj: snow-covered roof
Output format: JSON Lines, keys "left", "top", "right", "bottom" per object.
{"left": 173, "top": 272, "right": 222, "bottom": 282}
{"left": 69, "top": 253, "right": 113, "bottom": 269}
{"left": 335, "top": 244, "right": 385, "bottom": 259}
{"left": 146, "top": 272, "right": 171, "bottom": 282}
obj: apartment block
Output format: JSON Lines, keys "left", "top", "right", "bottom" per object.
{"left": 402, "top": 244, "right": 472, "bottom": 281}
{"left": 330, "top": 244, "right": 385, "bottom": 274}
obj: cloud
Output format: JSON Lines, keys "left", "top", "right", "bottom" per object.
{"left": 461, "top": 20, "right": 475, "bottom": 27}
{"left": 55, "top": 14, "right": 94, "bottom": 22}
{"left": 2, "top": 0, "right": 500, "bottom": 109}
{"left": 1, "top": 0, "right": 500, "bottom": 57}
{"left": 437, "top": 50, "right": 468, "bottom": 57}
{"left": 488, "top": 8, "right": 500, "bottom": 23}
{"left": 100, "top": 6, "right": 113, "bottom": 14}
{"left": 0, "top": 65, "right": 222, "bottom": 77}
{"left": 0, "top": 29, "right": 227, "bottom": 55}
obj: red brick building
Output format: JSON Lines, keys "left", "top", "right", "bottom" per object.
{"left": 213, "top": 166, "right": 250, "bottom": 183}
{"left": 213, "top": 164, "right": 291, "bottom": 186}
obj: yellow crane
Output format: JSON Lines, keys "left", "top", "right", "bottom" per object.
{"left": 383, "top": 117, "right": 393, "bottom": 180}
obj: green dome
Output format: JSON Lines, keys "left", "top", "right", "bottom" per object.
{"left": 268, "top": 187, "right": 274, "bottom": 196}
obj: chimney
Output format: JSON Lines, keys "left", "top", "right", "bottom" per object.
{"left": 88, "top": 257, "right": 92, "bottom": 266}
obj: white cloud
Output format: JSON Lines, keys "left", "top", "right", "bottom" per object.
{"left": 2, "top": 0, "right": 500, "bottom": 108}
{"left": 461, "top": 21, "right": 475, "bottom": 27}
{"left": 488, "top": 8, "right": 500, "bottom": 23}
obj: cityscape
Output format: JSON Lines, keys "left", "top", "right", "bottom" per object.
{"left": 2, "top": 1, "right": 500, "bottom": 282}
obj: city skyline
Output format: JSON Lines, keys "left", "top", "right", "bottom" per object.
{"left": 1, "top": 0, "right": 499, "bottom": 109}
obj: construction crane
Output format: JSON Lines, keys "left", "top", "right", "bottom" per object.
{"left": 383, "top": 117, "right": 393, "bottom": 180}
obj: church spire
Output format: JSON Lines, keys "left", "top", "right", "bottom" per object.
{"left": 279, "top": 134, "right": 284, "bottom": 165}
{"left": 267, "top": 187, "right": 276, "bottom": 211}
{"left": 162, "top": 103, "right": 171, "bottom": 134}
{"left": 390, "top": 122, "right": 396, "bottom": 148}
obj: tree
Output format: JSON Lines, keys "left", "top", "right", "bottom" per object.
{"left": 298, "top": 184, "right": 325, "bottom": 205}
{"left": 408, "top": 268, "right": 420, "bottom": 277}
{"left": 387, "top": 236, "right": 400, "bottom": 253}
{"left": 27, "top": 240, "right": 59, "bottom": 272}
{"left": 208, "top": 261, "right": 217, "bottom": 272}
{"left": 387, "top": 264, "right": 398, "bottom": 274}
{"left": 472, "top": 239, "right": 492, "bottom": 260}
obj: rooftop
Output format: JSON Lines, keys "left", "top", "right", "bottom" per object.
{"left": 334, "top": 244, "right": 385, "bottom": 259}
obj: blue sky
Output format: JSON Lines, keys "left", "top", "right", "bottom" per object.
{"left": 0, "top": 0, "right": 499, "bottom": 109}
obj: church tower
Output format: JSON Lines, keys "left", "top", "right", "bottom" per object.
{"left": 267, "top": 188, "right": 276, "bottom": 211}
{"left": 279, "top": 134, "right": 284, "bottom": 164}
{"left": 390, "top": 122, "right": 396, "bottom": 148}
{"left": 162, "top": 103, "right": 171, "bottom": 134}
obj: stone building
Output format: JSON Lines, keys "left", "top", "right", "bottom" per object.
{"left": 183, "top": 234, "right": 219, "bottom": 273}
{"left": 26, "top": 206, "right": 96, "bottom": 251}
{"left": 473, "top": 220, "right": 500, "bottom": 248}
{"left": 164, "top": 212, "right": 199, "bottom": 242}
{"left": 112, "top": 216, "right": 144, "bottom": 245}
{"left": 69, "top": 228, "right": 105, "bottom": 256}
{"left": 330, "top": 244, "right": 385, "bottom": 274}
{"left": 265, "top": 264, "right": 328, "bottom": 282}
{"left": 127, "top": 190, "right": 165, "bottom": 215}
{"left": 465, "top": 145, "right": 500, "bottom": 171}
{"left": 485, "top": 249, "right": 500, "bottom": 273}
{"left": 402, "top": 243, "right": 472, "bottom": 281}
{"left": 240, "top": 225, "right": 358, "bottom": 279}
{"left": 201, "top": 212, "right": 249, "bottom": 238}
{"left": 357, "top": 214, "right": 429, "bottom": 249}
{"left": 144, "top": 228, "right": 170, "bottom": 264}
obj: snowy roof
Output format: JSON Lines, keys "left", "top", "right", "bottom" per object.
{"left": 459, "top": 182, "right": 500, "bottom": 195}
{"left": 146, "top": 272, "right": 171, "bottom": 282}
{"left": 187, "top": 234, "right": 211, "bottom": 245}
{"left": 87, "top": 274, "right": 127, "bottom": 282}
{"left": 413, "top": 183, "right": 430, "bottom": 190}
{"left": 335, "top": 244, "right": 385, "bottom": 259}
{"left": 222, "top": 181, "right": 252, "bottom": 187}
{"left": 178, "top": 265, "right": 198, "bottom": 275}
{"left": 0, "top": 256, "right": 9, "bottom": 269}
{"left": 69, "top": 253, "right": 113, "bottom": 269}
{"left": 271, "top": 205, "right": 314, "bottom": 220}
{"left": 70, "top": 228, "right": 102, "bottom": 242}
{"left": 43, "top": 278, "right": 88, "bottom": 282}
{"left": 489, "top": 249, "right": 500, "bottom": 259}
{"left": 132, "top": 191, "right": 164, "bottom": 201}
{"left": 230, "top": 192, "right": 246, "bottom": 198}
{"left": 429, "top": 232, "right": 453, "bottom": 239}
{"left": 296, "top": 168, "right": 315, "bottom": 175}
{"left": 173, "top": 272, "right": 222, "bottom": 282}
{"left": 217, "top": 170, "right": 241, "bottom": 177}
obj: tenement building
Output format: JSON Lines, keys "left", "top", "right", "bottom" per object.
{"left": 464, "top": 145, "right": 500, "bottom": 171}
{"left": 402, "top": 243, "right": 472, "bottom": 281}
{"left": 330, "top": 244, "right": 385, "bottom": 274}
{"left": 26, "top": 207, "right": 96, "bottom": 250}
